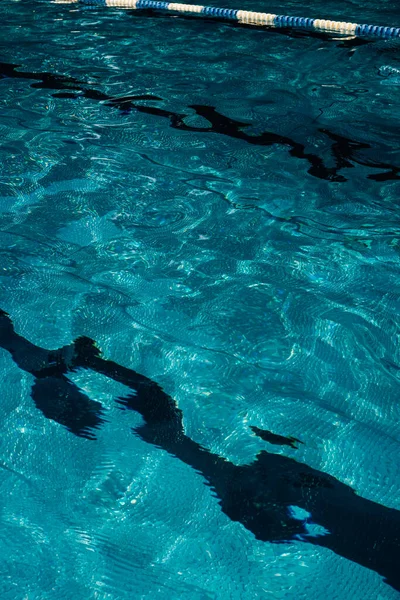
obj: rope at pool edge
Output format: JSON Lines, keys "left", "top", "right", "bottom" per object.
{"left": 54, "top": 0, "right": 400, "bottom": 39}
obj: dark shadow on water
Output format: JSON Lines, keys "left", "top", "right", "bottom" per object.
{"left": 251, "top": 425, "right": 303, "bottom": 449}
{"left": 0, "top": 61, "right": 399, "bottom": 182}
{"left": 0, "top": 309, "right": 399, "bottom": 591}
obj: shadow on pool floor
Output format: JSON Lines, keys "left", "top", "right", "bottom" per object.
{"left": 0, "top": 309, "right": 399, "bottom": 592}
{"left": 1, "top": 61, "right": 399, "bottom": 183}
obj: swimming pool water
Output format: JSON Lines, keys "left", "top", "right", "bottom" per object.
{"left": 1, "top": 0, "right": 400, "bottom": 598}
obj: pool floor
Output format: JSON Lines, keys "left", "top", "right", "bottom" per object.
{"left": 0, "top": 0, "right": 400, "bottom": 597}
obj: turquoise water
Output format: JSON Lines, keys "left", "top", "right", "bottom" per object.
{"left": 1, "top": 0, "right": 400, "bottom": 598}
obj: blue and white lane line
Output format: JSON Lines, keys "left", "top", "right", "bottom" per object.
{"left": 53, "top": 0, "right": 400, "bottom": 39}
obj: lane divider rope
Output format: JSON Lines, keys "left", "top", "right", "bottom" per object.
{"left": 53, "top": 0, "right": 400, "bottom": 39}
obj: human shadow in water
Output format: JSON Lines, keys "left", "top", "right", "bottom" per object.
{"left": 0, "top": 309, "right": 399, "bottom": 592}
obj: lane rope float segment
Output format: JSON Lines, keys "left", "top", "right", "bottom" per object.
{"left": 54, "top": 0, "right": 400, "bottom": 39}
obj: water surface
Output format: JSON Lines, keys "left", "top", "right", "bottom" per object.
{"left": 0, "top": 0, "right": 400, "bottom": 598}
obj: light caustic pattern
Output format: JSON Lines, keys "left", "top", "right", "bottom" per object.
{"left": 1, "top": 0, "right": 400, "bottom": 598}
